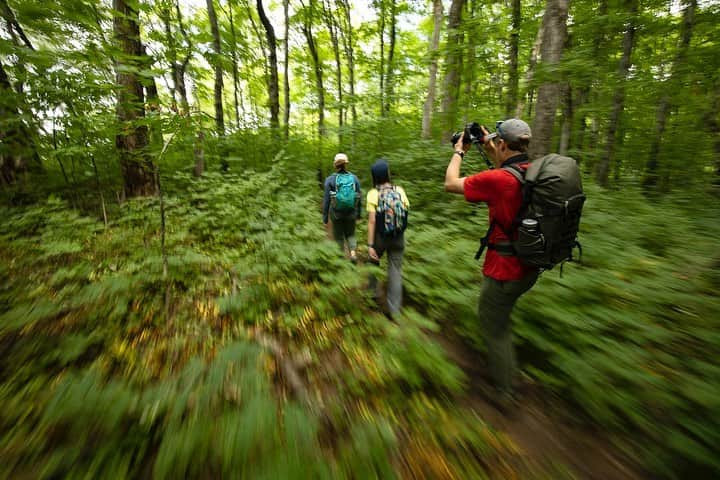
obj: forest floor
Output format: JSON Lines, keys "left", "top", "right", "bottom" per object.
{"left": 4, "top": 172, "right": 716, "bottom": 478}
{"left": 368, "top": 262, "right": 644, "bottom": 479}
{"left": 433, "top": 328, "right": 645, "bottom": 480}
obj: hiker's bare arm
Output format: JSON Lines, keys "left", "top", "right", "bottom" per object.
{"left": 367, "top": 212, "right": 379, "bottom": 261}
{"left": 445, "top": 133, "right": 470, "bottom": 195}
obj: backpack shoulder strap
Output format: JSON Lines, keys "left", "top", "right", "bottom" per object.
{"left": 502, "top": 164, "right": 526, "bottom": 184}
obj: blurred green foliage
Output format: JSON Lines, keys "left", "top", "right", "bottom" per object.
{"left": 2, "top": 133, "right": 719, "bottom": 477}
{"left": 0, "top": 159, "right": 518, "bottom": 478}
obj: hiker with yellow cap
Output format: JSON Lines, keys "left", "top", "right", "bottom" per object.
{"left": 322, "top": 153, "right": 362, "bottom": 263}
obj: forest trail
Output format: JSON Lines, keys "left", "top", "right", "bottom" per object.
{"left": 432, "top": 330, "right": 645, "bottom": 480}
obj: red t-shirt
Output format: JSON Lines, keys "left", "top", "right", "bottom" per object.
{"left": 464, "top": 163, "right": 536, "bottom": 281}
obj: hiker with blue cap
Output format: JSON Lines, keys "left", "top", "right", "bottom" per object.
{"left": 366, "top": 159, "right": 409, "bottom": 317}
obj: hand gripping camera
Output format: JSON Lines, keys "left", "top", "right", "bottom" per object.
{"left": 451, "top": 122, "right": 499, "bottom": 168}
{"left": 451, "top": 122, "right": 498, "bottom": 147}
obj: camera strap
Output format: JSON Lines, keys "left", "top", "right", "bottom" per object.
{"left": 476, "top": 147, "right": 494, "bottom": 169}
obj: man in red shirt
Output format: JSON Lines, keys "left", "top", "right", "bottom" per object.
{"left": 444, "top": 118, "right": 539, "bottom": 401}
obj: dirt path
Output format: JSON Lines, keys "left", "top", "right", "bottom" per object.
{"left": 433, "top": 330, "right": 646, "bottom": 480}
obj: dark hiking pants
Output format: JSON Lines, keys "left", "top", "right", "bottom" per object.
{"left": 478, "top": 271, "right": 539, "bottom": 393}
{"left": 331, "top": 217, "right": 357, "bottom": 253}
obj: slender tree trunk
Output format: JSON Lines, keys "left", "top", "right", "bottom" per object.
{"left": 571, "top": 0, "right": 608, "bottom": 156}
{"left": 558, "top": 84, "right": 572, "bottom": 155}
{"left": 257, "top": 0, "right": 280, "bottom": 133}
{"left": 91, "top": 154, "right": 108, "bottom": 226}
{"left": 140, "top": 43, "right": 163, "bottom": 151}
{"left": 113, "top": 0, "right": 155, "bottom": 197}
{"left": 323, "top": 0, "right": 343, "bottom": 142}
{"left": 597, "top": 0, "right": 638, "bottom": 186}
{"left": 506, "top": 0, "right": 521, "bottom": 118}
{"left": 557, "top": 32, "right": 572, "bottom": 155}
{"left": 462, "top": 0, "right": 478, "bottom": 123}
{"left": 338, "top": 0, "right": 356, "bottom": 127}
{"left": 516, "top": 24, "right": 543, "bottom": 118}
{"left": 644, "top": 0, "right": 696, "bottom": 189}
{"left": 243, "top": 0, "right": 269, "bottom": 86}
{"left": 160, "top": 1, "right": 179, "bottom": 111}
{"left": 528, "top": 0, "right": 569, "bottom": 159}
{"left": 302, "top": 0, "right": 325, "bottom": 138}
{"left": 0, "top": 0, "right": 33, "bottom": 50}
{"left": 194, "top": 130, "right": 205, "bottom": 176}
{"left": 207, "top": 0, "right": 225, "bottom": 134}
{"left": 422, "top": 0, "right": 443, "bottom": 139}
{"left": 227, "top": 0, "right": 241, "bottom": 128}
{"left": 441, "top": 0, "right": 465, "bottom": 140}
{"left": 378, "top": 0, "right": 386, "bottom": 116}
{"left": 175, "top": 0, "right": 191, "bottom": 114}
{"left": 383, "top": 0, "right": 397, "bottom": 116}
{"left": 283, "top": 0, "right": 290, "bottom": 139}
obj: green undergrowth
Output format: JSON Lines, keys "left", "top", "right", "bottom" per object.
{"left": 1, "top": 144, "right": 719, "bottom": 478}
{"left": 399, "top": 171, "right": 720, "bottom": 477}
{"left": 0, "top": 164, "right": 517, "bottom": 478}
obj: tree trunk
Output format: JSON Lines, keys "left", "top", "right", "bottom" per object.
{"left": 378, "top": 0, "right": 386, "bottom": 116}
{"left": 558, "top": 83, "right": 572, "bottom": 155}
{"left": 0, "top": 59, "right": 30, "bottom": 184}
{"left": 227, "top": 0, "right": 241, "bottom": 128}
{"left": 556, "top": 32, "right": 573, "bottom": 155}
{"left": 338, "top": 0, "right": 357, "bottom": 127}
{"left": 242, "top": 0, "right": 270, "bottom": 95}
{"left": 516, "top": 24, "right": 542, "bottom": 118}
{"left": 207, "top": 0, "right": 225, "bottom": 134}
{"left": 0, "top": 0, "right": 34, "bottom": 50}
{"left": 175, "top": 0, "right": 191, "bottom": 114}
{"left": 441, "top": 0, "right": 465, "bottom": 140}
{"left": 570, "top": 0, "right": 607, "bottom": 156}
{"left": 140, "top": 43, "right": 163, "bottom": 151}
{"left": 506, "top": 0, "right": 521, "bottom": 118}
{"left": 383, "top": 0, "right": 397, "bottom": 116}
{"left": 302, "top": 0, "right": 326, "bottom": 138}
{"left": 422, "top": 0, "right": 443, "bottom": 139}
{"left": 194, "top": 130, "right": 205, "bottom": 176}
{"left": 257, "top": 0, "right": 280, "bottom": 133}
{"left": 113, "top": 0, "right": 155, "bottom": 197}
{"left": 597, "top": 0, "right": 638, "bottom": 186}
{"left": 283, "top": 0, "right": 290, "bottom": 139}
{"left": 462, "top": 0, "right": 478, "bottom": 123}
{"left": 160, "top": 1, "right": 179, "bottom": 112}
{"left": 323, "top": 0, "right": 343, "bottom": 141}
{"left": 644, "top": 0, "right": 696, "bottom": 189}
{"left": 527, "top": 0, "right": 569, "bottom": 159}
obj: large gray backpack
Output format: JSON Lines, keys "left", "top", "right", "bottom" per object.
{"left": 476, "top": 154, "right": 585, "bottom": 271}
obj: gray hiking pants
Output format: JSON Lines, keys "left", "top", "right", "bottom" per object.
{"left": 369, "top": 234, "right": 404, "bottom": 316}
{"left": 478, "top": 271, "right": 539, "bottom": 393}
{"left": 331, "top": 217, "right": 357, "bottom": 253}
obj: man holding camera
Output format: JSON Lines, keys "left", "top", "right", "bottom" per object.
{"left": 444, "top": 118, "right": 540, "bottom": 404}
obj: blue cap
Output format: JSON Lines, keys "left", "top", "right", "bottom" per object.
{"left": 371, "top": 159, "right": 390, "bottom": 185}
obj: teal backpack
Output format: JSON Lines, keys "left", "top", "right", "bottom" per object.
{"left": 332, "top": 173, "right": 358, "bottom": 218}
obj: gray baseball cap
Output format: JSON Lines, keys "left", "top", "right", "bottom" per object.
{"left": 497, "top": 118, "right": 532, "bottom": 143}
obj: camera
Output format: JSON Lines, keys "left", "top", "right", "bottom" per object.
{"left": 451, "top": 122, "right": 489, "bottom": 146}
